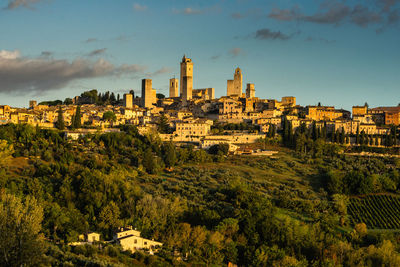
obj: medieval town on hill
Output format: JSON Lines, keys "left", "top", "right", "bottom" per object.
{"left": 1, "top": 55, "right": 399, "bottom": 153}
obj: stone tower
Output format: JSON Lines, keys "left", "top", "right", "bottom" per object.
{"left": 169, "top": 78, "right": 179, "bottom": 98}
{"left": 246, "top": 83, "right": 255, "bottom": 98}
{"left": 141, "top": 79, "right": 153, "bottom": 108}
{"left": 180, "top": 55, "right": 193, "bottom": 103}
{"left": 233, "top": 67, "right": 243, "bottom": 96}
{"left": 123, "top": 93, "right": 133, "bottom": 108}
{"left": 227, "top": 67, "right": 243, "bottom": 97}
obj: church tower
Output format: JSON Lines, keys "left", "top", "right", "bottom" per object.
{"left": 180, "top": 55, "right": 193, "bottom": 103}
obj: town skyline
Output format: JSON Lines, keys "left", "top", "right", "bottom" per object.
{"left": 1, "top": 0, "right": 400, "bottom": 110}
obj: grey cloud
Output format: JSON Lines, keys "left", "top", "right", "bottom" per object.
{"left": 231, "top": 8, "right": 264, "bottom": 19}
{"left": 255, "top": 28, "right": 291, "bottom": 40}
{"left": 377, "top": 0, "right": 400, "bottom": 12}
{"left": 268, "top": 1, "right": 397, "bottom": 28}
{"left": 305, "top": 36, "right": 336, "bottom": 44}
{"left": 84, "top": 38, "right": 98, "bottom": 43}
{"left": 302, "top": 2, "right": 350, "bottom": 24}
{"left": 87, "top": 48, "right": 107, "bottom": 57}
{"left": 268, "top": 6, "right": 300, "bottom": 21}
{"left": 147, "top": 67, "right": 172, "bottom": 77}
{"left": 41, "top": 51, "right": 53, "bottom": 57}
{"left": 0, "top": 51, "right": 147, "bottom": 95}
{"left": 350, "top": 5, "right": 381, "bottom": 27}
{"left": 4, "top": 0, "right": 43, "bottom": 10}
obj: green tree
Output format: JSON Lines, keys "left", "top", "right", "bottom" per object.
{"left": 0, "top": 140, "right": 14, "bottom": 167}
{"left": 102, "top": 111, "right": 116, "bottom": 122}
{"left": 163, "top": 142, "right": 177, "bottom": 168}
{"left": 157, "top": 114, "right": 170, "bottom": 134}
{"left": 72, "top": 105, "right": 82, "bottom": 129}
{"left": 0, "top": 193, "right": 44, "bottom": 267}
{"left": 55, "top": 106, "right": 65, "bottom": 130}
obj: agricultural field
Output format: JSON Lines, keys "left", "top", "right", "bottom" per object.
{"left": 348, "top": 194, "right": 400, "bottom": 229}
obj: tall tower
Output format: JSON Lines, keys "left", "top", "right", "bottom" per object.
{"left": 123, "top": 93, "right": 133, "bottom": 108}
{"left": 180, "top": 55, "right": 193, "bottom": 103}
{"left": 233, "top": 67, "right": 243, "bottom": 96}
{"left": 169, "top": 78, "right": 179, "bottom": 98}
{"left": 246, "top": 83, "right": 255, "bottom": 98}
{"left": 141, "top": 79, "right": 153, "bottom": 108}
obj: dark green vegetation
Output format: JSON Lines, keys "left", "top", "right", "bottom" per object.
{"left": 1, "top": 123, "right": 400, "bottom": 266}
{"left": 349, "top": 195, "right": 400, "bottom": 229}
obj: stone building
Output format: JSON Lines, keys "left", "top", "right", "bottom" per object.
{"left": 246, "top": 83, "right": 255, "bottom": 98}
{"left": 192, "top": 88, "right": 215, "bottom": 100}
{"left": 227, "top": 67, "right": 243, "bottom": 97}
{"left": 123, "top": 93, "right": 133, "bottom": 108}
{"left": 180, "top": 55, "right": 193, "bottom": 103}
{"left": 113, "top": 227, "right": 162, "bottom": 252}
{"left": 169, "top": 78, "right": 179, "bottom": 98}
{"left": 141, "top": 79, "right": 156, "bottom": 109}
{"left": 306, "top": 106, "right": 350, "bottom": 121}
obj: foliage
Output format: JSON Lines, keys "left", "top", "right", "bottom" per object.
{"left": 0, "top": 193, "right": 44, "bottom": 266}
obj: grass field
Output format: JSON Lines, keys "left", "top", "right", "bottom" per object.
{"left": 348, "top": 194, "right": 400, "bottom": 229}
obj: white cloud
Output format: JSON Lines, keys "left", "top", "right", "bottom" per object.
{"left": 0, "top": 50, "right": 20, "bottom": 59}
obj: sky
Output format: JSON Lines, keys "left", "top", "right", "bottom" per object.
{"left": 0, "top": 0, "right": 399, "bottom": 110}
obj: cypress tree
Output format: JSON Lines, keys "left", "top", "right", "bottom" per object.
{"left": 74, "top": 105, "right": 82, "bottom": 129}
{"left": 55, "top": 106, "right": 65, "bottom": 130}
{"left": 356, "top": 125, "right": 360, "bottom": 144}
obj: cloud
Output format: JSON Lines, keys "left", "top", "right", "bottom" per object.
{"left": 87, "top": 48, "right": 107, "bottom": 57}
{"left": 133, "top": 3, "right": 147, "bottom": 11}
{"left": 305, "top": 36, "right": 336, "bottom": 44}
{"left": 40, "top": 51, "right": 53, "bottom": 57}
{"left": 255, "top": 28, "right": 291, "bottom": 40}
{"left": 173, "top": 7, "right": 203, "bottom": 15}
{"left": 0, "top": 50, "right": 20, "bottom": 59}
{"left": 210, "top": 54, "right": 220, "bottom": 60}
{"left": 350, "top": 5, "right": 381, "bottom": 27}
{"left": 268, "top": 1, "right": 399, "bottom": 29}
{"left": 228, "top": 48, "right": 243, "bottom": 57}
{"left": 147, "top": 67, "right": 171, "bottom": 77}
{"left": 84, "top": 38, "right": 98, "bottom": 43}
{"left": 0, "top": 50, "right": 147, "bottom": 95}
{"left": 172, "top": 5, "right": 220, "bottom": 15}
{"left": 4, "top": 0, "right": 44, "bottom": 10}
{"left": 268, "top": 6, "right": 301, "bottom": 21}
{"left": 302, "top": 1, "right": 350, "bottom": 24}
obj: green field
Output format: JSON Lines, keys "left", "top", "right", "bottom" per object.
{"left": 349, "top": 195, "right": 400, "bottom": 229}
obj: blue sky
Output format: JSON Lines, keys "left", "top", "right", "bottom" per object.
{"left": 0, "top": 0, "right": 399, "bottom": 110}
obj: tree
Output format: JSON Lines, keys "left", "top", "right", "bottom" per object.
{"left": 102, "top": 111, "right": 116, "bottom": 122}
{"left": 157, "top": 114, "right": 170, "bottom": 134}
{"left": 55, "top": 106, "right": 65, "bottom": 130}
{"left": 72, "top": 105, "right": 82, "bottom": 129}
{"left": 156, "top": 93, "right": 165, "bottom": 99}
{"left": 0, "top": 140, "right": 14, "bottom": 168}
{"left": 64, "top": 98, "right": 73, "bottom": 105}
{"left": 0, "top": 193, "right": 44, "bottom": 267}
{"left": 142, "top": 148, "right": 158, "bottom": 174}
{"left": 163, "top": 142, "right": 177, "bottom": 168}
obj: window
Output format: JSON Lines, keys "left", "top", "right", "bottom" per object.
{"left": 134, "top": 239, "right": 137, "bottom": 244}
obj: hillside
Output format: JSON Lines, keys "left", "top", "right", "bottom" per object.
{"left": 1, "top": 124, "right": 400, "bottom": 266}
